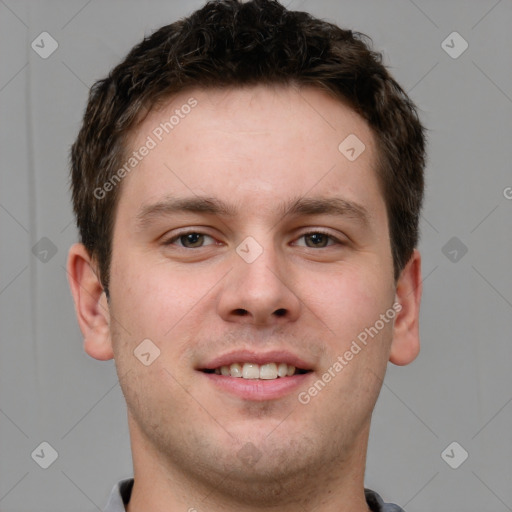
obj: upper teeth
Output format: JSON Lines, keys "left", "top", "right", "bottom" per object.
{"left": 214, "top": 362, "right": 297, "bottom": 379}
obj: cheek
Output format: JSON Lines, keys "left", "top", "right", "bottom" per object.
{"left": 303, "top": 264, "right": 395, "bottom": 346}
{"left": 109, "top": 253, "right": 224, "bottom": 352}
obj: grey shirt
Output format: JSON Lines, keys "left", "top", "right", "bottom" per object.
{"left": 103, "top": 479, "right": 405, "bottom": 512}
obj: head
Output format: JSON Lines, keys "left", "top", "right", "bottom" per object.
{"left": 71, "top": 0, "right": 425, "bottom": 294}
{"left": 68, "top": 0, "right": 425, "bottom": 506}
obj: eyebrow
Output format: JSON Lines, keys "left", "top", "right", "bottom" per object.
{"left": 136, "top": 195, "right": 370, "bottom": 229}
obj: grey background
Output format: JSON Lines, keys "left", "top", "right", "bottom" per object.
{"left": 1, "top": 0, "right": 511, "bottom": 510}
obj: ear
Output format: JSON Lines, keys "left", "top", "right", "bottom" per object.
{"left": 389, "top": 249, "right": 422, "bottom": 366}
{"left": 67, "top": 243, "right": 114, "bottom": 360}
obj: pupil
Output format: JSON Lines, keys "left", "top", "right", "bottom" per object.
{"left": 183, "top": 233, "right": 203, "bottom": 247}
{"left": 307, "top": 233, "right": 327, "bottom": 247}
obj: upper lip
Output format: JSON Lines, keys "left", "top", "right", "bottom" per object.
{"left": 198, "top": 349, "right": 314, "bottom": 371}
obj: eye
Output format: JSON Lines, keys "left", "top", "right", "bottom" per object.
{"left": 164, "top": 231, "right": 217, "bottom": 248}
{"left": 163, "top": 230, "right": 343, "bottom": 249}
{"left": 294, "top": 231, "right": 342, "bottom": 248}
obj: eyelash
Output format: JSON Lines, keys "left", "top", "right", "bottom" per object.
{"left": 163, "top": 229, "right": 344, "bottom": 249}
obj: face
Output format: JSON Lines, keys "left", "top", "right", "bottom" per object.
{"left": 86, "top": 85, "right": 417, "bottom": 497}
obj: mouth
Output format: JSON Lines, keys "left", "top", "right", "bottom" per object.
{"left": 200, "top": 362, "right": 311, "bottom": 379}
{"left": 197, "top": 350, "right": 315, "bottom": 401}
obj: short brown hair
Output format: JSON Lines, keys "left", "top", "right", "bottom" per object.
{"left": 71, "top": 0, "right": 426, "bottom": 294}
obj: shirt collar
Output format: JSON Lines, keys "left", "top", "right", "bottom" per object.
{"left": 103, "top": 478, "right": 405, "bottom": 512}
{"left": 103, "top": 479, "right": 133, "bottom": 512}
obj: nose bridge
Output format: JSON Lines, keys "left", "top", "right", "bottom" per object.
{"left": 217, "top": 231, "right": 301, "bottom": 325}
{"left": 235, "top": 231, "right": 286, "bottom": 296}
{"left": 237, "top": 231, "right": 276, "bottom": 273}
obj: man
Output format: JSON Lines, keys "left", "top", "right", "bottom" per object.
{"left": 67, "top": 0, "right": 425, "bottom": 510}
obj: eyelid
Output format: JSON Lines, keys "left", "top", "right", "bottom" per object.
{"left": 292, "top": 228, "right": 346, "bottom": 247}
{"left": 162, "top": 228, "right": 219, "bottom": 247}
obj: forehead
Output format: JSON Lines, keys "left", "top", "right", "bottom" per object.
{"left": 118, "top": 85, "right": 384, "bottom": 225}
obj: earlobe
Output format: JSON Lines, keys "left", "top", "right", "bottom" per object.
{"left": 67, "top": 243, "right": 114, "bottom": 361}
{"left": 389, "top": 249, "right": 422, "bottom": 366}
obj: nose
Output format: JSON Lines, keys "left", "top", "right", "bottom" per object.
{"left": 216, "top": 238, "right": 302, "bottom": 326}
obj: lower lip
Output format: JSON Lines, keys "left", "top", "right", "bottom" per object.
{"left": 200, "top": 372, "right": 313, "bottom": 401}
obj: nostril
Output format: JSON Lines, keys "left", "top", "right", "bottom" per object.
{"left": 233, "top": 308, "right": 248, "bottom": 316}
{"left": 274, "top": 308, "right": 287, "bottom": 317}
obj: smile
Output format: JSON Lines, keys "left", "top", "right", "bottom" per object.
{"left": 202, "top": 362, "right": 310, "bottom": 380}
